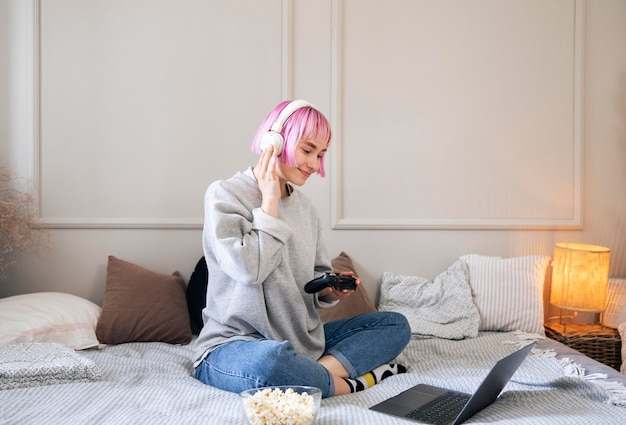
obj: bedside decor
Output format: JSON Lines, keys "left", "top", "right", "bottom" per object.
{"left": 544, "top": 323, "right": 622, "bottom": 371}
{"left": 550, "top": 242, "right": 611, "bottom": 327}
{"left": 0, "top": 159, "right": 49, "bottom": 279}
{"left": 546, "top": 243, "right": 620, "bottom": 371}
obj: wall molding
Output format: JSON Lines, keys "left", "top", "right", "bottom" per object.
{"left": 330, "top": 0, "right": 584, "bottom": 230}
{"left": 29, "top": 0, "right": 584, "bottom": 230}
{"left": 29, "top": 0, "right": 292, "bottom": 230}
{"left": 41, "top": 217, "right": 203, "bottom": 230}
{"left": 27, "top": 0, "right": 41, "bottom": 218}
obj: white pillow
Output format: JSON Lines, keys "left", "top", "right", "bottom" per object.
{"left": 617, "top": 322, "right": 626, "bottom": 375}
{"left": 602, "top": 277, "right": 626, "bottom": 329}
{"left": 460, "top": 254, "right": 550, "bottom": 335}
{"left": 379, "top": 260, "right": 480, "bottom": 340}
{"left": 0, "top": 292, "right": 101, "bottom": 350}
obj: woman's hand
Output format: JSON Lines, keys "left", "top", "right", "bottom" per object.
{"left": 253, "top": 145, "right": 281, "bottom": 217}
{"left": 320, "top": 271, "right": 361, "bottom": 300}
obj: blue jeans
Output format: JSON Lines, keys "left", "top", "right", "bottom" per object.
{"left": 195, "top": 311, "right": 410, "bottom": 398}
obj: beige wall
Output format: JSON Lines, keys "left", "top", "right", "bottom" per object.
{"left": 1, "top": 1, "right": 625, "bottom": 325}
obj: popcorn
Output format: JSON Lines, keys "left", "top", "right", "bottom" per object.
{"left": 243, "top": 387, "right": 318, "bottom": 425}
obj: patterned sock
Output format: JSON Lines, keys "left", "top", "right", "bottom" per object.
{"left": 343, "top": 363, "right": 407, "bottom": 393}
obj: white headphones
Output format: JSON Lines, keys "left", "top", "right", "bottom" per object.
{"left": 260, "top": 100, "right": 315, "bottom": 155}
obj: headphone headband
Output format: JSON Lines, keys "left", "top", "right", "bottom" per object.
{"left": 270, "top": 100, "right": 315, "bottom": 133}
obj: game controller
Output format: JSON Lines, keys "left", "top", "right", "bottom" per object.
{"left": 304, "top": 272, "right": 357, "bottom": 294}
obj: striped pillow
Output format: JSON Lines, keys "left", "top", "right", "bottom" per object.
{"left": 460, "top": 254, "right": 550, "bottom": 335}
{"left": 619, "top": 322, "right": 626, "bottom": 375}
{"left": 603, "top": 277, "right": 626, "bottom": 329}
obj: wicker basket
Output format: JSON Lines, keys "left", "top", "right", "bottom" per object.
{"left": 545, "top": 323, "right": 622, "bottom": 371}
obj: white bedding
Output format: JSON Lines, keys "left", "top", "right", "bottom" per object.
{"left": 1, "top": 332, "right": 625, "bottom": 424}
{"left": 0, "top": 342, "right": 101, "bottom": 390}
{"left": 378, "top": 260, "right": 480, "bottom": 339}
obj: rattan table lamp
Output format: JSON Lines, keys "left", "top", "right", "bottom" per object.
{"left": 550, "top": 242, "right": 610, "bottom": 330}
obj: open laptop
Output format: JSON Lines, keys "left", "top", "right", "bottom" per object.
{"left": 369, "top": 342, "right": 535, "bottom": 425}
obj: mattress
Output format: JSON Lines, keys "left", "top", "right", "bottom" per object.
{"left": 1, "top": 332, "right": 625, "bottom": 425}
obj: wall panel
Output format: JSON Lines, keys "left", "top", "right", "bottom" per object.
{"left": 331, "top": 0, "right": 583, "bottom": 229}
{"left": 39, "top": 0, "right": 285, "bottom": 228}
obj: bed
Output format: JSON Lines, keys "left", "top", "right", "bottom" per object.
{"left": 2, "top": 253, "right": 626, "bottom": 424}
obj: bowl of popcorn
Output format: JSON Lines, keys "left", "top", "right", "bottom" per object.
{"left": 240, "top": 385, "right": 322, "bottom": 425}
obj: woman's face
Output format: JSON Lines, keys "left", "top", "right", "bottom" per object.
{"left": 277, "top": 138, "right": 328, "bottom": 186}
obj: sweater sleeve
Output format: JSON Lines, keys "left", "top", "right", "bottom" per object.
{"left": 205, "top": 178, "right": 294, "bottom": 285}
{"left": 311, "top": 211, "right": 335, "bottom": 308}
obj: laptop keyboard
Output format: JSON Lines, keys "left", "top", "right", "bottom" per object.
{"left": 404, "top": 390, "right": 471, "bottom": 425}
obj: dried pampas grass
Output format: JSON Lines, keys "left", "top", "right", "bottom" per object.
{"left": 0, "top": 159, "right": 49, "bottom": 278}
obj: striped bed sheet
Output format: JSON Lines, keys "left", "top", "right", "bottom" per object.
{"left": 1, "top": 332, "right": 625, "bottom": 425}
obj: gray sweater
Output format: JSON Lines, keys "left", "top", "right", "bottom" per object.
{"left": 193, "top": 168, "right": 335, "bottom": 367}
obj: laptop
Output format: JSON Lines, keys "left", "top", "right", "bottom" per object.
{"left": 369, "top": 342, "right": 535, "bottom": 425}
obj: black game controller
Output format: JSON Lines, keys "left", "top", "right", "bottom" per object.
{"left": 304, "top": 272, "right": 357, "bottom": 294}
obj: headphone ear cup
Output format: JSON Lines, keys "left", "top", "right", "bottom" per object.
{"left": 260, "top": 131, "right": 284, "bottom": 155}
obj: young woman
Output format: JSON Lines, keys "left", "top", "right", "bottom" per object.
{"left": 193, "top": 100, "right": 411, "bottom": 398}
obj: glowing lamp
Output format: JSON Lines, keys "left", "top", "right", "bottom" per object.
{"left": 550, "top": 243, "right": 610, "bottom": 321}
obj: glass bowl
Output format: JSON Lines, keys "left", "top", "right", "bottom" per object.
{"left": 240, "top": 385, "right": 322, "bottom": 425}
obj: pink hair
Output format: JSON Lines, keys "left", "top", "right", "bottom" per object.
{"left": 251, "top": 100, "right": 332, "bottom": 177}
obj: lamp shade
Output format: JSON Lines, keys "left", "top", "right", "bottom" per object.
{"left": 550, "top": 243, "right": 610, "bottom": 312}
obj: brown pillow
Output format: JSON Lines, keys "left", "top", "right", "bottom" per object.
{"left": 95, "top": 256, "right": 192, "bottom": 345}
{"left": 318, "top": 252, "right": 377, "bottom": 323}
